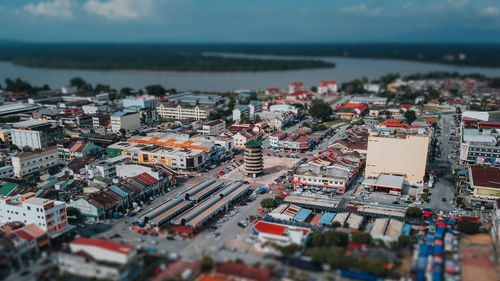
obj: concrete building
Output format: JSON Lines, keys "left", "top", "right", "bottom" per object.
{"left": 318, "top": 80, "right": 338, "bottom": 94}
{"left": 365, "top": 127, "right": 430, "bottom": 186}
{"left": 163, "top": 93, "right": 224, "bottom": 106}
{"left": 0, "top": 164, "right": 14, "bottom": 178}
{"left": 269, "top": 132, "right": 313, "bottom": 151}
{"left": 198, "top": 120, "right": 226, "bottom": 136}
{"left": 12, "top": 146, "right": 59, "bottom": 178}
{"left": 251, "top": 221, "right": 310, "bottom": 247}
{"left": 122, "top": 96, "right": 160, "bottom": 124}
{"left": 0, "top": 193, "right": 69, "bottom": 237}
{"left": 249, "top": 100, "right": 263, "bottom": 119}
{"left": 244, "top": 140, "right": 263, "bottom": 177}
{"left": 459, "top": 120, "right": 500, "bottom": 166}
{"left": 293, "top": 163, "right": 351, "bottom": 194}
{"left": 11, "top": 120, "right": 63, "bottom": 149}
{"left": 269, "top": 104, "right": 300, "bottom": 115}
{"left": 86, "top": 155, "right": 128, "bottom": 179}
{"left": 111, "top": 112, "right": 141, "bottom": 133}
{"left": 233, "top": 105, "right": 250, "bottom": 122}
{"left": 350, "top": 96, "right": 388, "bottom": 105}
{"left": 468, "top": 166, "right": 500, "bottom": 204}
{"left": 57, "top": 238, "right": 141, "bottom": 281}
{"left": 157, "top": 104, "right": 208, "bottom": 120}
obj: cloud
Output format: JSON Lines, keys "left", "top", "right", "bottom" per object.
{"left": 445, "top": 0, "right": 470, "bottom": 9}
{"left": 341, "top": 4, "right": 383, "bottom": 16}
{"left": 24, "top": 0, "right": 73, "bottom": 18}
{"left": 479, "top": 6, "right": 499, "bottom": 17}
{"left": 83, "top": 0, "right": 154, "bottom": 20}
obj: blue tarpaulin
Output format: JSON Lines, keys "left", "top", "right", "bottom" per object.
{"left": 457, "top": 170, "right": 467, "bottom": 176}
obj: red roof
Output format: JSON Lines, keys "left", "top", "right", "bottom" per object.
{"left": 15, "top": 229, "right": 35, "bottom": 241}
{"left": 290, "top": 81, "right": 304, "bottom": 86}
{"left": 319, "top": 80, "right": 337, "bottom": 86}
{"left": 71, "top": 238, "right": 134, "bottom": 255}
{"left": 252, "top": 221, "right": 309, "bottom": 236}
{"left": 135, "top": 172, "right": 159, "bottom": 185}
{"left": 294, "top": 136, "right": 311, "bottom": 143}
{"left": 271, "top": 132, "right": 286, "bottom": 138}
{"left": 215, "top": 261, "right": 272, "bottom": 281}
{"left": 470, "top": 166, "right": 500, "bottom": 189}
{"left": 266, "top": 88, "right": 280, "bottom": 93}
{"left": 399, "top": 104, "right": 410, "bottom": 109}
{"left": 479, "top": 122, "right": 500, "bottom": 129}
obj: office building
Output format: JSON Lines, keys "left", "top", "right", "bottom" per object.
{"left": 111, "top": 112, "right": 141, "bottom": 133}
{"left": 293, "top": 163, "right": 351, "bottom": 194}
{"left": 157, "top": 104, "right": 209, "bottom": 120}
{"left": 198, "top": 120, "right": 226, "bottom": 136}
{"left": 244, "top": 140, "right": 263, "bottom": 177}
{"left": 11, "top": 120, "right": 63, "bottom": 149}
{"left": 11, "top": 146, "right": 59, "bottom": 178}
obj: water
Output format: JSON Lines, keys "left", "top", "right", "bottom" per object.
{"left": 0, "top": 55, "right": 499, "bottom": 92}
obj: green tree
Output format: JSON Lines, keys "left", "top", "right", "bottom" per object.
{"left": 198, "top": 255, "right": 214, "bottom": 273}
{"left": 22, "top": 145, "right": 32, "bottom": 152}
{"left": 357, "top": 258, "right": 387, "bottom": 277}
{"left": 331, "top": 221, "right": 341, "bottom": 228}
{"left": 274, "top": 195, "right": 284, "bottom": 204}
{"left": 309, "top": 100, "right": 333, "bottom": 122}
{"left": 324, "top": 230, "right": 349, "bottom": 247}
{"left": 70, "top": 77, "right": 87, "bottom": 89}
{"left": 120, "top": 87, "right": 133, "bottom": 96}
{"left": 276, "top": 243, "right": 301, "bottom": 257}
{"left": 404, "top": 110, "right": 417, "bottom": 124}
{"left": 406, "top": 206, "right": 423, "bottom": 218}
{"left": 310, "top": 86, "right": 318, "bottom": 93}
{"left": 260, "top": 198, "right": 277, "bottom": 209}
{"left": 119, "top": 128, "right": 127, "bottom": 136}
{"left": 145, "top": 84, "right": 166, "bottom": 96}
{"left": 457, "top": 220, "right": 480, "bottom": 234}
{"left": 9, "top": 144, "right": 20, "bottom": 151}
{"left": 351, "top": 231, "right": 372, "bottom": 244}
{"left": 308, "top": 231, "right": 325, "bottom": 247}
{"left": 395, "top": 235, "right": 417, "bottom": 249}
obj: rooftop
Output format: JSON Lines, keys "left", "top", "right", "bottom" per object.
{"left": 470, "top": 166, "right": 500, "bottom": 189}
{"left": 71, "top": 238, "right": 134, "bottom": 255}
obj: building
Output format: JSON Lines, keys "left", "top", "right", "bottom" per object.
{"left": 318, "top": 80, "right": 338, "bottom": 94}
{"left": 251, "top": 220, "right": 310, "bottom": 247}
{"left": 462, "top": 111, "right": 489, "bottom": 121}
{"left": 198, "top": 120, "right": 226, "bottom": 136}
{"left": 289, "top": 81, "right": 305, "bottom": 93}
{"left": 11, "top": 120, "right": 63, "bottom": 149}
{"left": 249, "top": 100, "right": 263, "bottom": 119}
{"left": 269, "top": 132, "right": 313, "bottom": 151}
{"left": 92, "top": 114, "right": 110, "bottom": 129}
{"left": 86, "top": 155, "right": 128, "bottom": 179}
{"left": 334, "top": 104, "right": 368, "bottom": 119}
{"left": 365, "top": 127, "right": 430, "bottom": 186}
{"left": 232, "top": 131, "right": 259, "bottom": 148}
{"left": 269, "top": 104, "right": 300, "bottom": 115}
{"left": 349, "top": 96, "right": 388, "bottom": 105}
{"left": 163, "top": 93, "right": 224, "bottom": 106}
{"left": 0, "top": 193, "right": 69, "bottom": 237}
{"left": 11, "top": 146, "right": 59, "bottom": 178}
{"left": 57, "top": 238, "right": 141, "bottom": 281}
{"left": 233, "top": 105, "right": 250, "bottom": 122}
{"left": 122, "top": 96, "right": 160, "bottom": 124}
{"left": 244, "top": 140, "right": 263, "bottom": 177}
{"left": 110, "top": 112, "right": 140, "bottom": 133}
{"left": 459, "top": 120, "right": 500, "bottom": 166}
{"left": 468, "top": 166, "right": 500, "bottom": 204}
{"left": 157, "top": 104, "right": 209, "bottom": 120}
{"left": 265, "top": 88, "right": 281, "bottom": 96}
{"left": 293, "top": 163, "right": 352, "bottom": 194}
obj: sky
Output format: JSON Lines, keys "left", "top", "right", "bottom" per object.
{"left": 0, "top": 0, "right": 499, "bottom": 43}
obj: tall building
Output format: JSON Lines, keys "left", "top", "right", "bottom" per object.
{"left": 0, "top": 192, "right": 69, "bottom": 237}
{"left": 365, "top": 127, "right": 430, "bottom": 186}
{"left": 198, "top": 120, "right": 226, "bottom": 136}
{"left": 110, "top": 112, "right": 141, "bottom": 133}
{"left": 244, "top": 140, "right": 263, "bottom": 177}
{"left": 11, "top": 119, "right": 63, "bottom": 149}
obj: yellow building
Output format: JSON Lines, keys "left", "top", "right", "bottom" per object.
{"left": 365, "top": 129, "right": 430, "bottom": 186}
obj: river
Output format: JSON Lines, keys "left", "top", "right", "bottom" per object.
{"left": 1, "top": 55, "right": 500, "bottom": 92}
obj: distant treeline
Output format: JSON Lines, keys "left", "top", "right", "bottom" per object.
{"left": 0, "top": 44, "right": 334, "bottom": 72}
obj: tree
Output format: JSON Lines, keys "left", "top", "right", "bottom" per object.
{"left": 119, "top": 128, "right": 127, "bottom": 136}
{"left": 357, "top": 258, "right": 387, "bottom": 277}
{"left": 351, "top": 231, "right": 372, "bottom": 244}
{"left": 406, "top": 207, "right": 423, "bottom": 218}
{"left": 260, "top": 198, "right": 277, "bottom": 209}
{"left": 145, "top": 84, "right": 166, "bottom": 96}
{"left": 457, "top": 220, "right": 480, "bottom": 234}
{"left": 395, "top": 235, "right": 417, "bottom": 249}
{"left": 70, "top": 77, "right": 87, "bottom": 89}
{"left": 301, "top": 122, "right": 311, "bottom": 128}
{"left": 120, "top": 87, "right": 133, "bottom": 96}
{"left": 254, "top": 115, "right": 262, "bottom": 123}
{"left": 309, "top": 100, "right": 333, "bottom": 122}
{"left": 9, "top": 144, "right": 20, "bottom": 151}
{"left": 274, "top": 195, "right": 284, "bottom": 204}
{"left": 404, "top": 110, "right": 417, "bottom": 124}
{"left": 22, "top": 145, "right": 32, "bottom": 152}
{"left": 308, "top": 231, "right": 325, "bottom": 247}
{"left": 310, "top": 86, "right": 318, "bottom": 93}
{"left": 276, "top": 243, "right": 301, "bottom": 257}
{"left": 331, "top": 221, "right": 341, "bottom": 228}
{"left": 198, "top": 255, "right": 214, "bottom": 273}
{"left": 324, "top": 230, "right": 349, "bottom": 247}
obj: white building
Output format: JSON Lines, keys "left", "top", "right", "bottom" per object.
{"left": 289, "top": 81, "right": 305, "bottom": 93}
{"left": 157, "top": 104, "right": 208, "bottom": 120}
{"left": 318, "top": 81, "right": 338, "bottom": 94}
{"left": 58, "top": 238, "right": 140, "bottom": 281}
{"left": 269, "top": 104, "right": 299, "bottom": 115}
{"left": 12, "top": 146, "right": 59, "bottom": 178}
{"left": 251, "top": 221, "right": 310, "bottom": 247}
{"left": 462, "top": 111, "right": 489, "bottom": 122}
{"left": 0, "top": 193, "right": 69, "bottom": 237}
{"left": 293, "top": 163, "right": 351, "bottom": 194}
{"left": 233, "top": 105, "right": 250, "bottom": 122}
{"left": 364, "top": 83, "right": 381, "bottom": 93}
{"left": 198, "top": 120, "right": 226, "bottom": 136}
{"left": 82, "top": 105, "right": 108, "bottom": 114}
{"left": 0, "top": 164, "right": 14, "bottom": 178}
{"left": 11, "top": 120, "right": 63, "bottom": 149}
{"left": 61, "top": 86, "right": 77, "bottom": 94}
{"left": 111, "top": 112, "right": 140, "bottom": 133}
{"left": 350, "top": 96, "right": 388, "bottom": 105}
{"left": 85, "top": 155, "right": 128, "bottom": 179}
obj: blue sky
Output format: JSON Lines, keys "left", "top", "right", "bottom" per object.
{"left": 1, "top": 0, "right": 499, "bottom": 43}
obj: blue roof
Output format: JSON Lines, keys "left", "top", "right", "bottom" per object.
{"left": 457, "top": 170, "right": 467, "bottom": 176}
{"left": 402, "top": 224, "right": 411, "bottom": 236}
{"left": 319, "top": 212, "right": 336, "bottom": 225}
{"left": 294, "top": 208, "right": 312, "bottom": 222}
{"left": 112, "top": 111, "right": 129, "bottom": 117}
{"left": 109, "top": 185, "right": 128, "bottom": 197}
